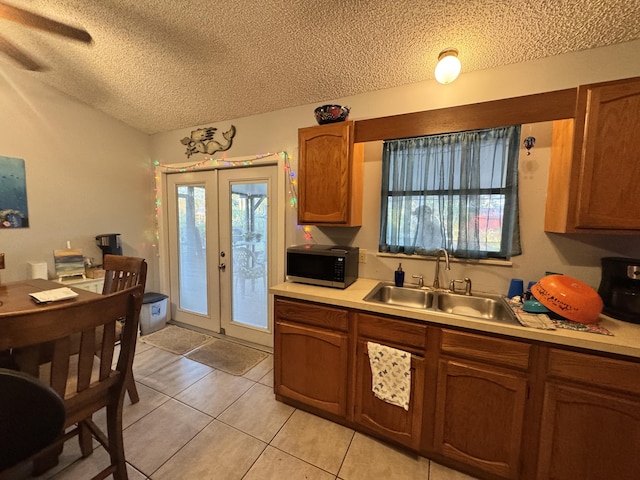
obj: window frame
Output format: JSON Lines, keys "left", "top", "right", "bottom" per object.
{"left": 379, "top": 126, "right": 521, "bottom": 260}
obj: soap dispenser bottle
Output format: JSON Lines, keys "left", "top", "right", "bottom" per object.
{"left": 395, "top": 263, "right": 405, "bottom": 287}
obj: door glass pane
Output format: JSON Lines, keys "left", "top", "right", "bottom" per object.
{"left": 177, "top": 185, "right": 208, "bottom": 315}
{"left": 231, "top": 182, "right": 268, "bottom": 329}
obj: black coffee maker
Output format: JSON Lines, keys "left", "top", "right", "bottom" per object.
{"left": 598, "top": 257, "right": 640, "bottom": 324}
{"left": 95, "top": 233, "right": 122, "bottom": 264}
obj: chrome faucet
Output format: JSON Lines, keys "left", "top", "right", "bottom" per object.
{"left": 412, "top": 274, "right": 424, "bottom": 288}
{"left": 433, "top": 249, "right": 450, "bottom": 289}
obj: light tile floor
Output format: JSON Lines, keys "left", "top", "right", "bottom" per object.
{"left": 37, "top": 335, "right": 478, "bottom": 480}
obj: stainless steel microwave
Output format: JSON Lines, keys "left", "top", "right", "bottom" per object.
{"left": 286, "top": 245, "right": 359, "bottom": 289}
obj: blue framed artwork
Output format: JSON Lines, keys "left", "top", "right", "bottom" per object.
{"left": 0, "top": 156, "right": 29, "bottom": 228}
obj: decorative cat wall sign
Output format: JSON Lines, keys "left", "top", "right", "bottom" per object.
{"left": 180, "top": 125, "right": 236, "bottom": 158}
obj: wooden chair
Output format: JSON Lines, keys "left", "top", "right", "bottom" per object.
{"left": 102, "top": 254, "right": 147, "bottom": 295}
{"left": 102, "top": 254, "right": 147, "bottom": 404}
{"left": 1, "top": 286, "right": 143, "bottom": 480}
{"left": 0, "top": 369, "right": 65, "bottom": 479}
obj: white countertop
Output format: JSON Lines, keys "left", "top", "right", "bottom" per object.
{"left": 270, "top": 278, "right": 640, "bottom": 359}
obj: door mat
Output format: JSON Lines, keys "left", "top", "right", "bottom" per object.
{"left": 139, "top": 325, "right": 212, "bottom": 355}
{"left": 186, "top": 339, "right": 269, "bottom": 376}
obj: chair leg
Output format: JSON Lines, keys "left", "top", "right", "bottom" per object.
{"left": 126, "top": 374, "right": 139, "bottom": 404}
{"left": 79, "top": 422, "right": 93, "bottom": 457}
{"left": 105, "top": 402, "right": 127, "bottom": 480}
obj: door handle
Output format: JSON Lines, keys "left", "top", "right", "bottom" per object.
{"left": 218, "top": 263, "right": 226, "bottom": 271}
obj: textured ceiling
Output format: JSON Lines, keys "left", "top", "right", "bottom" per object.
{"left": 1, "top": 0, "right": 639, "bottom": 134}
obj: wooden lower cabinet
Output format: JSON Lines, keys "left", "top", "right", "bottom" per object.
{"left": 273, "top": 296, "right": 640, "bottom": 480}
{"left": 352, "top": 312, "right": 428, "bottom": 449}
{"left": 275, "top": 321, "right": 349, "bottom": 416}
{"left": 353, "top": 338, "right": 425, "bottom": 449}
{"left": 536, "top": 349, "right": 640, "bottom": 480}
{"left": 537, "top": 382, "right": 640, "bottom": 480}
{"left": 433, "top": 359, "right": 528, "bottom": 479}
{"left": 274, "top": 298, "right": 349, "bottom": 417}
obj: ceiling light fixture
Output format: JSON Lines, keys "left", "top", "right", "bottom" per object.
{"left": 434, "top": 48, "right": 461, "bottom": 84}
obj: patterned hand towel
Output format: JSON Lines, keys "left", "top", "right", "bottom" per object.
{"left": 367, "top": 341, "right": 411, "bottom": 411}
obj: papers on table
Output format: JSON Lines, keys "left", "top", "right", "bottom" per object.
{"left": 30, "top": 287, "right": 79, "bottom": 304}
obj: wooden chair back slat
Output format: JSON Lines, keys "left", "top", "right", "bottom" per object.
{"left": 49, "top": 341, "right": 70, "bottom": 396}
{"left": 99, "top": 324, "right": 116, "bottom": 380}
{"left": 77, "top": 331, "right": 96, "bottom": 391}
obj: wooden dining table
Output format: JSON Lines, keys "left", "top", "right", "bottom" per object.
{"left": 0, "top": 278, "right": 102, "bottom": 317}
{"left": 0, "top": 277, "right": 103, "bottom": 371}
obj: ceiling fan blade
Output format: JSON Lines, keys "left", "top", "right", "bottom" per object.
{"left": 0, "top": 32, "right": 43, "bottom": 70}
{"left": 0, "top": 2, "right": 91, "bottom": 43}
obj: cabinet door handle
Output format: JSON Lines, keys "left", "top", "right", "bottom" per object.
{"left": 218, "top": 263, "right": 226, "bottom": 271}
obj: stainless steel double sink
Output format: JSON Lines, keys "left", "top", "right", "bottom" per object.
{"left": 363, "top": 282, "right": 517, "bottom": 324}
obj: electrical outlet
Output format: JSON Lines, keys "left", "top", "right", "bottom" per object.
{"left": 359, "top": 249, "right": 367, "bottom": 263}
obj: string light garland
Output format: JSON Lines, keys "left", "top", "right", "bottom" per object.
{"left": 153, "top": 150, "right": 314, "bottom": 243}
{"left": 153, "top": 151, "right": 279, "bottom": 172}
{"left": 302, "top": 225, "right": 315, "bottom": 242}
{"left": 281, "top": 152, "right": 315, "bottom": 243}
{"left": 281, "top": 151, "right": 298, "bottom": 209}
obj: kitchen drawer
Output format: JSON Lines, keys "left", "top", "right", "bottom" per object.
{"left": 356, "top": 312, "right": 427, "bottom": 352}
{"left": 547, "top": 348, "right": 640, "bottom": 395}
{"left": 274, "top": 297, "right": 349, "bottom": 332}
{"left": 440, "top": 329, "right": 531, "bottom": 370}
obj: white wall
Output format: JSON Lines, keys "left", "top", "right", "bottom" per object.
{"left": 0, "top": 67, "right": 156, "bottom": 287}
{"left": 151, "top": 39, "right": 640, "bottom": 296}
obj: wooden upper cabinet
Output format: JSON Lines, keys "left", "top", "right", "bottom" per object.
{"left": 298, "top": 121, "right": 364, "bottom": 226}
{"left": 545, "top": 76, "right": 640, "bottom": 232}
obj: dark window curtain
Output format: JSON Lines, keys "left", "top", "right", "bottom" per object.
{"left": 379, "top": 126, "right": 522, "bottom": 259}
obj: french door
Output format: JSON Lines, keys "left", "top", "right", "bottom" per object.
{"left": 166, "top": 165, "right": 277, "bottom": 347}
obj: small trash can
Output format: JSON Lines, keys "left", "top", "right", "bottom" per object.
{"left": 140, "top": 292, "right": 168, "bottom": 335}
